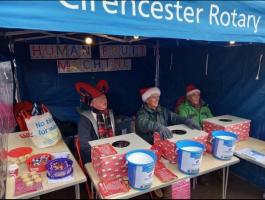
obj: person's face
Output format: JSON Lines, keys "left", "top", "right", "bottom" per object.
{"left": 146, "top": 94, "right": 160, "bottom": 109}
{"left": 90, "top": 94, "right": 108, "bottom": 111}
{"left": 188, "top": 92, "right": 200, "bottom": 106}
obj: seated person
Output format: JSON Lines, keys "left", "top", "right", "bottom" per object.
{"left": 135, "top": 86, "right": 200, "bottom": 144}
{"left": 177, "top": 84, "right": 213, "bottom": 129}
{"left": 76, "top": 80, "right": 115, "bottom": 163}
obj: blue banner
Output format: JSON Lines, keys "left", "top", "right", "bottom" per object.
{"left": 0, "top": 1, "right": 265, "bottom": 43}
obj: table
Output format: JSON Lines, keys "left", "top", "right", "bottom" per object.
{"left": 5, "top": 132, "right": 87, "bottom": 199}
{"left": 235, "top": 137, "right": 265, "bottom": 168}
{"left": 85, "top": 153, "right": 239, "bottom": 199}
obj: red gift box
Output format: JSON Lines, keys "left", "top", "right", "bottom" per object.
{"left": 203, "top": 115, "right": 251, "bottom": 152}
{"left": 153, "top": 125, "right": 208, "bottom": 163}
{"left": 91, "top": 144, "right": 127, "bottom": 181}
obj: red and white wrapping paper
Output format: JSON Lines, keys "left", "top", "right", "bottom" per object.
{"left": 155, "top": 160, "right": 177, "bottom": 182}
{"left": 153, "top": 132, "right": 208, "bottom": 163}
{"left": 171, "top": 179, "right": 190, "bottom": 199}
{"left": 91, "top": 143, "right": 127, "bottom": 181}
{"left": 203, "top": 115, "right": 251, "bottom": 152}
{"left": 98, "top": 179, "right": 130, "bottom": 197}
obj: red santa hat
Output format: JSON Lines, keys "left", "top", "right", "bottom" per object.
{"left": 140, "top": 87, "right": 161, "bottom": 102}
{"left": 75, "top": 80, "right": 109, "bottom": 99}
{"left": 186, "top": 84, "right": 200, "bottom": 96}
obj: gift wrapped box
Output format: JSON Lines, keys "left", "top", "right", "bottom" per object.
{"left": 154, "top": 125, "right": 208, "bottom": 164}
{"left": 89, "top": 133, "right": 151, "bottom": 181}
{"left": 203, "top": 115, "right": 251, "bottom": 152}
{"left": 203, "top": 115, "right": 251, "bottom": 140}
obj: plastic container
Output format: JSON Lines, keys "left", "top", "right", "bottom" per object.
{"left": 8, "top": 164, "right": 19, "bottom": 177}
{"left": 126, "top": 149, "right": 157, "bottom": 190}
{"left": 46, "top": 158, "right": 73, "bottom": 179}
{"left": 26, "top": 153, "right": 53, "bottom": 172}
{"left": 176, "top": 140, "right": 205, "bottom": 175}
{"left": 212, "top": 130, "right": 238, "bottom": 160}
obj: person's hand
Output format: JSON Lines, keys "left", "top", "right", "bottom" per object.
{"left": 185, "top": 118, "right": 202, "bottom": 130}
{"left": 157, "top": 126, "right": 173, "bottom": 140}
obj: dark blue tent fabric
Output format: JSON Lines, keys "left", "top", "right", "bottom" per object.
{"left": 14, "top": 40, "right": 156, "bottom": 123}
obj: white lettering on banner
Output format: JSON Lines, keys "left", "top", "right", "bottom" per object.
{"left": 209, "top": 4, "right": 261, "bottom": 33}
{"left": 151, "top": 1, "right": 163, "bottom": 20}
{"left": 103, "top": 0, "right": 118, "bottom": 14}
{"left": 30, "top": 45, "right": 91, "bottom": 59}
{"left": 57, "top": 59, "right": 132, "bottom": 73}
{"left": 100, "top": 45, "right": 146, "bottom": 58}
{"left": 184, "top": 7, "right": 195, "bottom": 23}
{"left": 59, "top": 1, "right": 262, "bottom": 34}
{"left": 59, "top": 0, "right": 95, "bottom": 11}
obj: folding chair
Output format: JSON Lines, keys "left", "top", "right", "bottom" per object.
{"left": 74, "top": 136, "right": 92, "bottom": 199}
{"left": 13, "top": 101, "right": 33, "bottom": 131}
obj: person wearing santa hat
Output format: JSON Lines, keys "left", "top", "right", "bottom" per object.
{"left": 178, "top": 84, "right": 213, "bottom": 128}
{"left": 75, "top": 80, "right": 115, "bottom": 163}
{"left": 136, "top": 86, "right": 201, "bottom": 144}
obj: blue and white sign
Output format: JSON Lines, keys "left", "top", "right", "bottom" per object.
{"left": 0, "top": 1, "right": 265, "bottom": 43}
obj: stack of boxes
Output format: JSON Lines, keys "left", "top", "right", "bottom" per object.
{"left": 89, "top": 133, "right": 151, "bottom": 181}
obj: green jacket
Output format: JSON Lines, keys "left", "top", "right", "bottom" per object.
{"left": 178, "top": 100, "right": 213, "bottom": 128}
{"left": 136, "top": 104, "right": 186, "bottom": 144}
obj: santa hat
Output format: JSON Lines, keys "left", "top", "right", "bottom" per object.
{"left": 186, "top": 84, "right": 200, "bottom": 96}
{"left": 140, "top": 87, "right": 161, "bottom": 102}
{"left": 75, "top": 80, "right": 109, "bottom": 99}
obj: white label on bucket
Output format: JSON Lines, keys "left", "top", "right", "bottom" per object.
{"left": 134, "top": 165, "right": 154, "bottom": 189}
{"left": 127, "top": 153, "right": 153, "bottom": 164}
{"left": 216, "top": 140, "right": 235, "bottom": 159}
{"left": 181, "top": 151, "right": 202, "bottom": 174}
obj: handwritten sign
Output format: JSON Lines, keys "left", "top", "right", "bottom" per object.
{"left": 57, "top": 59, "right": 131, "bottom": 73}
{"left": 30, "top": 45, "right": 91, "bottom": 59}
{"left": 100, "top": 45, "right": 146, "bottom": 58}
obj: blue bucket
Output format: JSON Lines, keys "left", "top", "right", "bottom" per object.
{"left": 212, "top": 130, "right": 238, "bottom": 160}
{"left": 126, "top": 149, "right": 157, "bottom": 190}
{"left": 176, "top": 140, "right": 205, "bottom": 175}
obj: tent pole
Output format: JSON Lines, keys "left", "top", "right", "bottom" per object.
{"left": 155, "top": 40, "right": 160, "bottom": 87}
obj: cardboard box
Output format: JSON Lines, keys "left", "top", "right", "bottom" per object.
{"left": 89, "top": 133, "right": 151, "bottom": 181}
{"left": 154, "top": 125, "right": 208, "bottom": 164}
{"left": 203, "top": 115, "right": 251, "bottom": 152}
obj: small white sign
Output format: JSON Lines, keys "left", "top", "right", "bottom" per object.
{"left": 57, "top": 59, "right": 131, "bottom": 73}
{"left": 30, "top": 45, "right": 91, "bottom": 59}
{"left": 100, "top": 45, "right": 146, "bottom": 58}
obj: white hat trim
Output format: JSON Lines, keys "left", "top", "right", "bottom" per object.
{"left": 187, "top": 89, "right": 200, "bottom": 96}
{"left": 142, "top": 87, "right": 161, "bottom": 102}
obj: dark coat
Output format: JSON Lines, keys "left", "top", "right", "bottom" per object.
{"left": 78, "top": 109, "right": 115, "bottom": 163}
{"left": 135, "top": 104, "right": 186, "bottom": 144}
